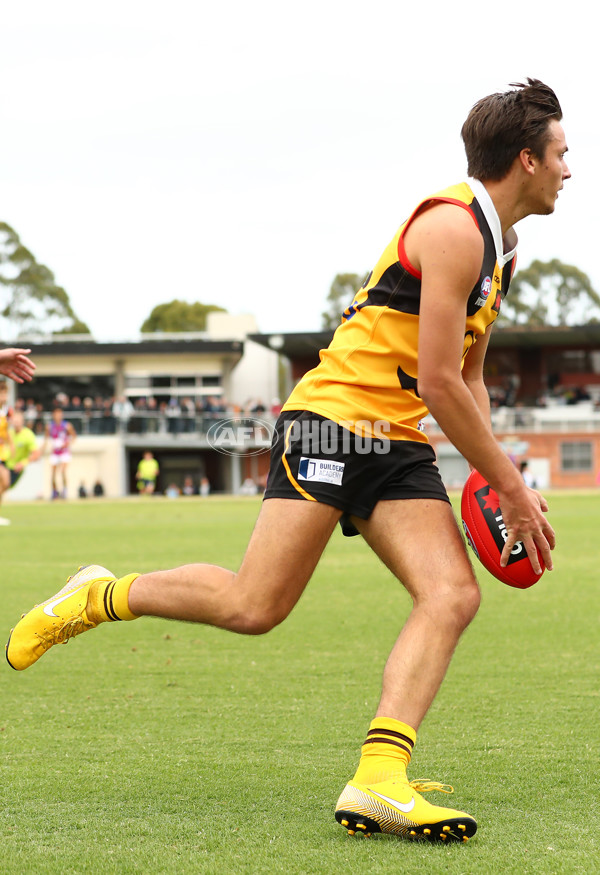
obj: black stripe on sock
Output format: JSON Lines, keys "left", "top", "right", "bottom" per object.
{"left": 366, "top": 728, "right": 414, "bottom": 748}
{"left": 103, "top": 582, "right": 120, "bottom": 621}
{"left": 362, "top": 736, "right": 412, "bottom": 757}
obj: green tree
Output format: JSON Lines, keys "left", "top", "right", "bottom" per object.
{"left": 0, "top": 221, "right": 90, "bottom": 337}
{"left": 140, "top": 299, "right": 227, "bottom": 333}
{"left": 500, "top": 259, "right": 600, "bottom": 326}
{"left": 321, "top": 273, "right": 365, "bottom": 330}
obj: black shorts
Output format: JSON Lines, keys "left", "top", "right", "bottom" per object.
{"left": 0, "top": 462, "right": 22, "bottom": 488}
{"left": 263, "top": 411, "right": 449, "bottom": 536}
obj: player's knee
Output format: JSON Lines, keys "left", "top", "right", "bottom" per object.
{"left": 426, "top": 575, "right": 480, "bottom": 630}
{"left": 233, "top": 607, "right": 288, "bottom": 636}
{"left": 455, "top": 579, "right": 481, "bottom": 628}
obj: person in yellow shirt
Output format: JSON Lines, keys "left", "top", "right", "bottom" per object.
{"left": 0, "top": 411, "right": 41, "bottom": 525}
{"left": 136, "top": 451, "right": 160, "bottom": 494}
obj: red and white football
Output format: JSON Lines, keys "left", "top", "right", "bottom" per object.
{"left": 460, "top": 469, "right": 544, "bottom": 589}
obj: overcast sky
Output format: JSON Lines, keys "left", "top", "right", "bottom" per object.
{"left": 0, "top": 1, "right": 595, "bottom": 341}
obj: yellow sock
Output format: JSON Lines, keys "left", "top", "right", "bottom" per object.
{"left": 87, "top": 573, "right": 140, "bottom": 623}
{"left": 352, "top": 717, "right": 417, "bottom": 785}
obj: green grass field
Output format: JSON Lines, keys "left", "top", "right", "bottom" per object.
{"left": 1, "top": 493, "right": 599, "bottom": 874}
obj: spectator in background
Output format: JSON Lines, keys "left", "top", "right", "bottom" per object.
{"left": 136, "top": 451, "right": 159, "bottom": 495}
{"left": 67, "top": 396, "right": 84, "bottom": 434}
{"left": 146, "top": 397, "right": 159, "bottom": 433}
{"left": 239, "top": 477, "right": 258, "bottom": 495}
{"left": 113, "top": 395, "right": 135, "bottom": 432}
{"left": 181, "top": 397, "right": 196, "bottom": 433}
{"left": 520, "top": 460, "right": 536, "bottom": 489}
{"left": 166, "top": 397, "right": 181, "bottom": 434}
{"left": 200, "top": 476, "right": 210, "bottom": 496}
{"left": 33, "top": 403, "right": 45, "bottom": 435}
{"left": 93, "top": 480, "right": 105, "bottom": 497}
{"left": 82, "top": 397, "right": 94, "bottom": 432}
{"left": 182, "top": 476, "right": 197, "bottom": 496}
{"left": 101, "top": 399, "right": 116, "bottom": 434}
{"left": 24, "top": 398, "right": 38, "bottom": 423}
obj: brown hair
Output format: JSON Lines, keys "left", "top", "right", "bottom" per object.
{"left": 461, "top": 78, "right": 563, "bottom": 182}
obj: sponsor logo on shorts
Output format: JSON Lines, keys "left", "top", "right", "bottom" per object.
{"left": 298, "top": 457, "right": 345, "bottom": 486}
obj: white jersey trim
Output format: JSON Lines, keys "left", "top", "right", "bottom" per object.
{"left": 467, "top": 177, "right": 517, "bottom": 267}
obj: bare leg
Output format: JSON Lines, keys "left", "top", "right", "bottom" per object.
{"left": 352, "top": 499, "right": 480, "bottom": 730}
{"left": 0, "top": 464, "right": 9, "bottom": 511}
{"left": 129, "top": 498, "right": 343, "bottom": 634}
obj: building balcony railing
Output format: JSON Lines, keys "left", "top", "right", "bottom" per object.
{"left": 21, "top": 404, "right": 600, "bottom": 440}
{"left": 425, "top": 401, "right": 600, "bottom": 435}
{"left": 23, "top": 410, "right": 278, "bottom": 439}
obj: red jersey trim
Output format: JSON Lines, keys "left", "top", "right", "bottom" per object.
{"left": 397, "top": 197, "right": 480, "bottom": 279}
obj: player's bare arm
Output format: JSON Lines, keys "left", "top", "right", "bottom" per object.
{"left": 461, "top": 317, "right": 552, "bottom": 516}
{"left": 0, "top": 348, "right": 36, "bottom": 384}
{"left": 406, "top": 204, "right": 554, "bottom": 573}
{"left": 460, "top": 320, "right": 493, "bottom": 424}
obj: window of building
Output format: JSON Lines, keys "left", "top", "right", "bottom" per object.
{"left": 560, "top": 441, "right": 593, "bottom": 472}
{"left": 124, "top": 373, "right": 222, "bottom": 398}
{"left": 547, "top": 349, "right": 589, "bottom": 376}
{"left": 15, "top": 375, "right": 115, "bottom": 408}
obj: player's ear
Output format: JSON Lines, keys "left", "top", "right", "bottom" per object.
{"left": 518, "top": 148, "right": 536, "bottom": 176}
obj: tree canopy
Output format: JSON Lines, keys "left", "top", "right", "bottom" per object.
{"left": 499, "top": 259, "right": 600, "bottom": 326}
{"left": 321, "top": 273, "right": 365, "bottom": 330}
{"left": 0, "top": 221, "right": 89, "bottom": 337}
{"left": 140, "top": 299, "right": 227, "bottom": 333}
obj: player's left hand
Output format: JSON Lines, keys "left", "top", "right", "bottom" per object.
{"left": 498, "top": 485, "right": 555, "bottom": 574}
{"left": 0, "top": 348, "right": 36, "bottom": 383}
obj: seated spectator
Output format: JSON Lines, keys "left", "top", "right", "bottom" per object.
{"left": 182, "top": 476, "right": 197, "bottom": 495}
{"left": 239, "top": 477, "right": 258, "bottom": 495}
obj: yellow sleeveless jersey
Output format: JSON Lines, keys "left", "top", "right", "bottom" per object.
{"left": 283, "top": 179, "right": 517, "bottom": 442}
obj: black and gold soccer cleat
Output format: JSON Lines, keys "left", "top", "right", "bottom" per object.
{"left": 335, "top": 778, "right": 477, "bottom": 842}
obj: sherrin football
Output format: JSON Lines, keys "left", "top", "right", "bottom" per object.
{"left": 461, "top": 469, "right": 544, "bottom": 589}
